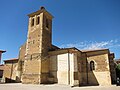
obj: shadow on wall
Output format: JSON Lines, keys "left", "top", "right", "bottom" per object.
{"left": 5, "top": 78, "right": 16, "bottom": 83}
{"left": 5, "top": 76, "right": 21, "bottom": 83}
{"left": 79, "top": 71, "right": 99, "bottom": 86}
{"left": 49, "top": 55, "right": 58, "bottom": 84}
{"left": 87, "top": 61, "right": 99, "bottom": 86}
{"left": 87, "top": 71, "right": 99, "bottom": 86}
{"left": 80, "top": 60, "right": 99, "bottom": 86}
{"left": 0, "top": 70, "right": 3, "bottom": 78}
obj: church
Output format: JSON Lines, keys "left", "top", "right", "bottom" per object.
{"left": 2, "top": 7, "right": 116, "bottom": 86}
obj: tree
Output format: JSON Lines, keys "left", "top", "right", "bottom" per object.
{"left": 116, "top": 64, "right": 120, "bottom": 78}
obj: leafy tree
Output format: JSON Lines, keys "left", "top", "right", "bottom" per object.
{"left": 116, "top": 64, "right": 120, "bottom": 78}
{"left": 116, "top": 64, "right": 120, "bottom": 70}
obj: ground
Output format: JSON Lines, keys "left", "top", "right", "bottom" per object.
{"left": 0, "top": 83, "right": 120, "bottom": 90}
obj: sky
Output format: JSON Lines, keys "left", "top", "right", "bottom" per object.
{"left": 0, "top": 0, "right": 120, "bottom": 63}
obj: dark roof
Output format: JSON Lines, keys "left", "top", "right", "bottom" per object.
{"left": 81, "top": 48, "right": 109, "bottom": 53}
{"left": 52, "top": 44, "right": 60, "bottom": 49}
{"left": 49, "top": 47, "right": 109, "bottom": 53}
{"left": 49, "top": 47, "right": 82, "bottom": 53}
{"left": 4, "top": 58, "right": 18, "bottom": 62}
{"left": 0, "top": 50, "right": 6, "bottom": 53}
{"left": 28, "top": 7, "right": 53, "bottom": 18}
{"left": 0, "top": 64, "right": 4, "bottom": 66}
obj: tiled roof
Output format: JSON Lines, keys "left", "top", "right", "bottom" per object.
{"left": 54, "top": 47, "right": 81, "bottom": 52}
{"left": 81, "top": 48, "right": 108, "bottom": 52}
{"left": 4, "top": 58, "right": 18, "bottom": 62}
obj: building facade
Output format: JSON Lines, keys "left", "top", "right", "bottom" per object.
{"left": 2, "top": 7, "right": 116, "bottom": 86}
{"left": 3, "top": 58, "right": 18, "bottom": 83}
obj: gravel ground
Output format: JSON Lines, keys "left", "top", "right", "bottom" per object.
{"left": 0, "top": 83, "right": 120, "bottom": 90}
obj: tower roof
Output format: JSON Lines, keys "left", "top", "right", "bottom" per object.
{"left": 28, "top": 6, "right": 54, "bottom": 18}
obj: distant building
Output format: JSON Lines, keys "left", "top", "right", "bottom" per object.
{"left": 0, "top": 50, "right": 6, "bottom": 83}
{"left": 115, "top": 59, "right": 120, "bottom": 64}
{"left": 3, "top": 58, "right": 18, "bottom": 83}
{"left": 2, "top": 7, "right": 116, "bottom": 86}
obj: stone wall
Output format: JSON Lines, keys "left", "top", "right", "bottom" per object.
{"left": 22, "top": 8, "right": 53, "bottom": 84}
{"left": 50, "top": 56, "right": 57, "bottom": 83}
{"left": 3, "top": 60, "right": 18, "bottom": 83}
{"left": 50, "top": 52, "right": 79, "bottom": 86}
{"left": 17, "top": 43, "right": 26, "bottom": 82}
{"left": 22, "top": 54, "right": 41, "bottom": 84}
{"left": 19, "top": 43, "right": 26, "bottom": 60}
{"left": 87, "top": 54, "right": 111, "bottom": 86}
{"left": 57, "top": 53, "right": 69, "bottom": 85}
{"left": 79, "top": 53, "right": 88, "bottom": 85}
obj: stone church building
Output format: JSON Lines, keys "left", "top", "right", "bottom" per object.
{"left": 2, "top": 7, "right": 116, "bottom": 86}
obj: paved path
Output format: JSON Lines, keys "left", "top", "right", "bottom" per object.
{"left": 0, "top": 83, "right": 120, "bottom": 90}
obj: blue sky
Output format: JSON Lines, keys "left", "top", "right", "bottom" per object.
{"left": 0, "top": 0, "right": 120, "bottom": 63}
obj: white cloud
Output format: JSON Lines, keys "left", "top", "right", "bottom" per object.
{"left": 60, "top": 39, "right": 120, "bottom": 50}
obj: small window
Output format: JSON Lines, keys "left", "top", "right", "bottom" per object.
{"left": 31, "top": 18, "right": 34, "bottom": 26}
{"left": 33, "top": 40, "right": 35, "bottom": 44}
{"left": 36, "top": 16, "right": 40, "bottom": 25}
{"left": 90, "top": 61, "right": 95, "bottom": 71}
{"left": 46, "top": 18, "right": 49, "bottom": 28}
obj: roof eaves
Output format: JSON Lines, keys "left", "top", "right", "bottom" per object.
{"left": 0, "top": 50, "right": 6, "bottom": 53}
{"left": 81, "top": 48, "right": 109, "bottom": 53}
{"left": 4, "top": 58, "right": 18, "bottom": 62}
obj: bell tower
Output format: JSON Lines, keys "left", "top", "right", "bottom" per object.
{"left": 22, "top": 7, "right": 53, "bottom": 84}
{"left": 26, "top": 7, "right": 53, "bottom": 55}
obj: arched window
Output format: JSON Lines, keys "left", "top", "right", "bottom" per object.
{"left": 36, "top": 16, "right": 40, "bottom": 25}
{"left": 46, "top": 18, "right": 49, "bottom": 28}
{"left": 90, "top": 61, "right": 95, "bottom": 71}
{"left": 31, "top": 18, "right": 34, "bottom": 26}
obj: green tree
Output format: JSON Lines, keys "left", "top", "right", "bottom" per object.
{"left": 116, "top": 64, "right": 120, "bottom": 78}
